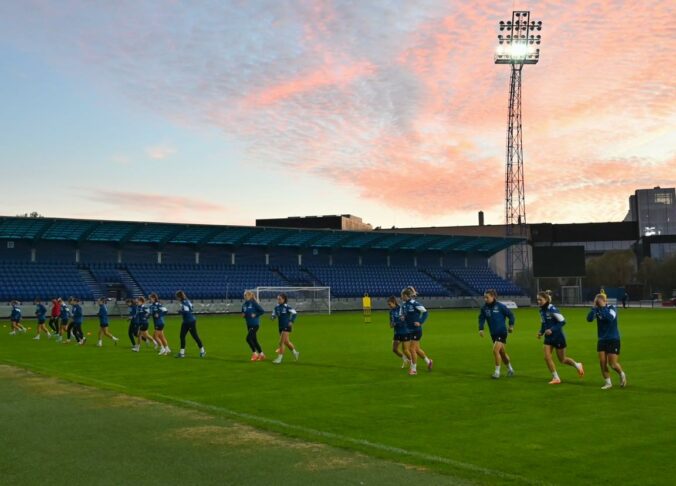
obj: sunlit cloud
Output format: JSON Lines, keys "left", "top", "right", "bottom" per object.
{"left": 82, "top": 189, "right": 227, "bottom": 222}
{"left": 1, "top": 0, "right": 674, "bottom": 225}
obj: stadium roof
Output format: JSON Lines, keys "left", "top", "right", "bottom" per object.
{"left": 0, "top": 216, "right": 523, "bottom": 255}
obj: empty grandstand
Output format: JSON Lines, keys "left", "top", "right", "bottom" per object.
{"left": 0, "top": 216, "right": 525, "bottom": 305}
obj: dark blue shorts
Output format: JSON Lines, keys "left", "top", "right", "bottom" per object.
{"left": 409, "top": 329, "right": 422, "bottom": 341}
{"left": 394, "top": 333, "right": 410, "bottom": 342}
{"left": 491, "top": 333, "right": 508, "bottom": 344}
{"left": 99, "top": 322, "right": 109, "bottom": 328}
{"left": 61, "top": 319, "right": 69, "bottom": 326}
{"left": 139, "top": 323, "right": 149, "bottom": 332}
{"left": 279, "top": 326, "right": 292, "bottom": 334}
{"left": 154, "top": 323, "right": 165, "bottom": 331}
{"left": 38, "top": 318, "right": 46, "bottom": 324}
{"left": 597, "top": 339, "right": 620, "bottom": 355}
{"left": 544, "top": 336, "right": 566, "bottom": 349}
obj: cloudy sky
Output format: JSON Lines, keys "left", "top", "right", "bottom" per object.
{"left": 0, "top": 0, "right": 674, "bottom": 228}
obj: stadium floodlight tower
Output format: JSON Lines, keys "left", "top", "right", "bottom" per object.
{"left": 495, "top": 11, "right": 542, "bottom": 282}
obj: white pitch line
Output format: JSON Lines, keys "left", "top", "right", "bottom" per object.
{"left": 154, "top": 393, "right": 544, "bottom": 485}
{"left": 2, "top": 359, "right": 544, "bottom": 485}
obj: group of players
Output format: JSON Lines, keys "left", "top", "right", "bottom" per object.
{"left": 7, "top": 289, "right": 301, "bottom": 364}
{"left": 7, "top": 291, "right": 206, "bottom": 359}
{"left": 383, "top": 285, "right": 627, "bottom": 388}
{"left": 7, "top": 285, "right": 628, "bottom": 386}
{"left": 472, "top": 288, "right": 627, "bottom": 389}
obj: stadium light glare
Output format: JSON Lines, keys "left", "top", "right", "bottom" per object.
{"left": 495, "top": 11, "right": 542, "bottom": 65}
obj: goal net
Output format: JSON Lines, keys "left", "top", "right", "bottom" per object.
{"left": 253, "top": 286, "right": 331, "bottom": 314}
{"left": 561, "top": 285, "right": 582, "bottom": 305}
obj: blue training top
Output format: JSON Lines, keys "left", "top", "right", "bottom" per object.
{"left": 401, "top": 299, "right": 428, "bottom": 333}
{"left": 97, "top": 304, "right": 109, "bottom": 326}
{"left": 272, "top": 303, "right": 297, "bottom": 329}
{"left": 478, "top": 301, "right": 515, "bottom": 336}
{"left": 178, "top": 299, "right": 196, "bottom": 324}
{"left": 60, "top": 304, "right": 70, "bottom": 320}
{"left": 10, "top": 305, "right": 22, "bottom": 321}
{"left": 35, "top": 303, "right": 47, "bottom": 321}
{"left": 149, "top": 302, "right": 167, "bottom": 327}
{"left": 71, "top": 304, "right": 83, "bottom": 325}
{"left": 389, "top": 305, "right": 408, "bottom": 335}
{"left": 137, "top": 304, "right": 150, "bottom": 326}
{"left": 586, "top": 305, "right": 621, "bottom": 341}
{"left": 128, "top": 304, "right": 139, "bottom": 325}
{"left": 538, "top": 304, "right": 566, "bottom": 339}
{"left": 242, "top": 300, "right": 265, "bottom": 327}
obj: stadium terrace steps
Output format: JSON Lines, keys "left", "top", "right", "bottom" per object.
{"left": 419, "top": 268, "right": 464, "bottom": 297}
{"left": 443, "top": 270, "right": 481, "bottom": 296}
{"left": 116, "top": 268, "right": 144, "bottom": 299}
{"left": 448, "top": 267, "right": 524, "bottom": 296}
{"left": 77, "top": 267, "right": 106, "bottom": 300}
{"left": 273, "top": 266, "right": 315, "bottom": 286}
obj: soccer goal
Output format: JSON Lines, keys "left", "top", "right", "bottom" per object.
{"left": 561, "top": 285, "right": 582, "bottom": 305}
{"left": 253, "top": 286, "right": 331, "bottom": 314}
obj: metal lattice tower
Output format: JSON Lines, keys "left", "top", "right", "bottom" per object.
{"left": 495, "top": 11, "right": 542, "bottom": 281}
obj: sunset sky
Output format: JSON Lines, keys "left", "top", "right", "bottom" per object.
{"left": 1, "top": 0, "right": 674, "bottom": 228}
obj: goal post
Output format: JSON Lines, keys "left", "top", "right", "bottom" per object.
{"left": 253, "top": 286, "right": 331, "bottom": 314}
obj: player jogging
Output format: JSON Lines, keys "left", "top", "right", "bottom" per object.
{"left": 96, "top": 298, "right": 119, "bottom": 347}
{"left": 587, "top": 293, "right": 627, "bottom": 390}
{"left": 136, "top": 296, "right": 158, "bottom": 351}
{"left": 478, "top": 289, "right": 515, "bottom": 379}
{"left": 401, "top": 286, "right": 432, "bottom": 376}
{"left": 271, "top": 293, "right": 299, "bottom": 365}
{"left": 536, "top": 291, "right": 584, "bottom": 384}
{"left": 70, "top": 297, "right": 86, "bottom": 345}
{"left": 48, "top": 298, "right": 61, "bottom": 335}
{"left": 127, "top": 299, "right": 140, "bottom": 351}
{"left": 387, "top": 296, "right": 410, "bottom": 368}
{"left": 9, "top": 300, "right": 26, "bottom": 335}
{"left": 33, "top": 299, "right": 50, "bottom": 340}
{"left": 242, "top": 291, "right": 265, "bottom": 361}
{"left": 175, "top": 290, "right": 205, "bottom": 358}
{"left": 58, "top": 299, "right": 71, "bottom": 343}
{"left": 149, "top": 293, "right": 170, "bottom": 356}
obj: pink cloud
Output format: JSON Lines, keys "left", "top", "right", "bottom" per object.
{"left": 243, "top": 61, "right": 376, "bottom": 107}
{"left": 4, "top": 0, "right": 675, "bottom": 225}
{"left": 87, "top": 190, "right": 226, "bottom": 214}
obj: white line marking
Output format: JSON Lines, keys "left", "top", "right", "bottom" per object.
{"left": 2, "top": 359, "right": 544, "bottom": 485}
{"left": 155, "top": 393, "right": 541, "bottom": 484}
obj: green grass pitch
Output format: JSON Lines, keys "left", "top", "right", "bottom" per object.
{"left": 1, "top": 307, "right": 674, "bottom": 485}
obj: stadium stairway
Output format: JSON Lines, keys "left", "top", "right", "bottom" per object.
{"left": 273, "top": 266, "right": 314, "bottom": 286}
{"left": 301, "top": 267, "right": 323, "bottom": 286}
{"left": 78, "top": 267, "right": 106, "bottom": 300}
{"left": 443, "top": 271, "right": 481, "bottom": 296}
{"left": 419, "top": 268, "right": 464, "bottom": 297}
{"left": 116, "top": 268, "right": 144, "bottom": 298}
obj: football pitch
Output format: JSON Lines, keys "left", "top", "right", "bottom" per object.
{"left": 1, "top": 307, "right": 674, "bottom": 485}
